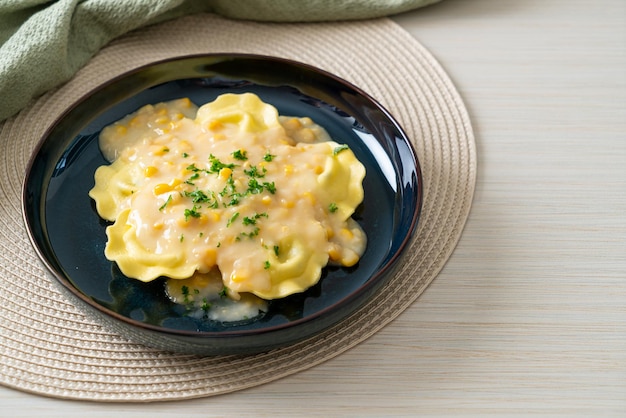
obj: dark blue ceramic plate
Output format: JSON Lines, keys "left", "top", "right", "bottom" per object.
{"left": 23, "top": 54, "right": 422, "bottom": 355}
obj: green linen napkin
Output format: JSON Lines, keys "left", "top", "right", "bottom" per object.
{"left": 0, "top": 0, "right": 441, "bottom": 122}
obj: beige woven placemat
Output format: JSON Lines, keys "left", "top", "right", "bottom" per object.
{"left": 0, "top": 14, "right": 475, "bottom": 402}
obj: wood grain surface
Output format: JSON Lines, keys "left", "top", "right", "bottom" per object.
{"left": 1, "top": 0, "right": 624, "bottom": 415}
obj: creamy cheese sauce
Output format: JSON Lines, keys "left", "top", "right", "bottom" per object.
{"left": 89, "top": 93, "right": 366, "bottom": 321}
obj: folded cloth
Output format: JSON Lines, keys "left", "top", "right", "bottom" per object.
{"left": 0, "top": 0, "right": 441, "bottom": 122}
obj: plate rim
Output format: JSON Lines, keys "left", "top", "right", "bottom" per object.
{"left": 22, "top": 53, "right": 423, "bottom": 344}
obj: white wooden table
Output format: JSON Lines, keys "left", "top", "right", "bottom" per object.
{"left": 1, "top": 0, "right": 624, "bottom": 415}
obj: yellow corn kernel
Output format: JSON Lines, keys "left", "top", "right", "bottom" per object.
{"left": 339, "top": 228, "right": 354, "bottom": 240}
{"left": 173, "top": 112, "right": 184, "bottom": 120}
{"left": 299, "top": 128, "right": 315, "bottom": 142}
{"left": 208, "top": 120, "right": 222, "bottom": 130}
{"left": 281, "top": 199, "right": 294, "bottom": 208}
{"left": 153, "top": 183, "right": 172, "bottom": 195}
{"left": 157, "top": 108, "right": 168, "bottom": 116}
{"left": 326, "top": 226, "right": 335, "bottom": 239}
{"left": 341, "top": 251, "right": 359, "bottom": 267}
{"left": 153, "top": 222, "right": 164, "bottom": 230}
{"left": 314, "top": 165, "right": 324, "bottom": 174}
{"left": 129, "top": 116, "right": 140, "bottom": 126}
{"left": 178, "top": 140, "right": 191, "bottom": 151}
{"left": 284, "top": 117, "right": 302, "bottom": 130}
{"left": 230, "top": 272, "right": 247, "bottom": 283}
{"left": 209, "top": 212, "right": 221, "bottom": 222}
{"left": 181, "top": 98, "right": 192, "bottom": 108}
{"left": 302, "top": 192, "right": 315, "bottom": 205}
{"left": 328, "top": 245, "right": 342, "bottom": 262}
{"left": 144, "top": 166, "right": 158, "bottom": 177}
{"left": 176, "top": 217, "right": 190, "bottom": 227}
{"left": 213, "top": 133, "right": 226, "bottom": 141}
{"left": 115, "top": 125, "right": 127, "bottom": 135}
{"left": 153, "top": 146, "right": 170, "bottom": 156}
{"left": 203, "top": 249, "right": 217, "bottom": 265}
{"left": 261, "top": 195, "right": 272, "bottom": 205}
{"left": 219, "top": 167, "right": 232, "bottom": 180}
{"left": 155, "top": 116, "right": 169, "bottom": 125}
{"left": 169, "top": 178, "right": 182, "bottom": 188}
{"left": 283, "top": 164, "right": 293, "bottom": 175}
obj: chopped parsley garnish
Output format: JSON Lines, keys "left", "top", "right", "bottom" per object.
{"left": 184, "top": 205, "right": 202, "bottom": 221}
{"left": 328, "top": 202, "right": 338, "bottom": 213}
{"left": 273, "top": 245, "right": 280, "bottom": 256}
{"left": 333, "top": 144, "right": 349, "bottom": 155}
{"left": 208, "top": 154, "right": 235, "bottom": 173}
{"left": 242, "top": 216, "right": 257, "bottom": 226}
{"left": 186, "top": 163, "right": 201, "bottom": 172}
{"left": 220, "top": 177, "right": 243, "bottom": 206}
{"left": 227, "top": 212, "right": 240, "bottom": 227}
{"left": 182, "top": 152, "right": 189, "bottom": 158}
{"left": 201, "top": 298, "right": 211, "bottom": 312}
{"left": 181, "top": 285, "right": 190, "bottom": 305}
{"left": 158, "top": 195, "right": 172, "bottom": 211}
{"left": 179, "top": 234, "right": 184, "bottom": 242}
{"left": 244, "top": 165, "right": 266, "bottom": 178}
{"left": 232, "top": 149, "right": 248, "bottom": 160}
{"left": 264, "top": 260, "right": 271, "bottom": 270}
{"left": 184, "top": 189, "right": 217, "bottom": 208}
{"left": 218, "top": 286, "right": 228, "bottom": 298}
{"left": 184, "top": 173, "right": 200, "bottom": 186}
{"left": 263, "top": 181, "right": 276, "bottom": 194}
{"left": 263, "top": 152, "right": 276, "bottom": 162}
{"left": 240, "top": 227, "right": 260, "bottom": 239}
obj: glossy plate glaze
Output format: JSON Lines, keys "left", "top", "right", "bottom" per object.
{"left": 23, "top": 54, "right": 422, "bottom": 355}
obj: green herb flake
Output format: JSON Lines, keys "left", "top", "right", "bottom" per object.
{"left": 227, "top": 212, "right": 240, "bottom": 227}
{"left": 158, "top": 195, "right": 173, "bottom": 211}
{"left": 240, "top": 227, "right": 260, "bottom": 239}
{"left": 184, "top": 189, "right": 216, "bottom": 206}
{"left": 185, "top": 172, "right": 200, "bottom": 185}
{"left": 201, "top": 298, "right": 211, "bottom": 312}
{"left": 328, "top": 202, "right": 338, "bottom": 213}
{"left": 263, "top": 152, "right": 276, "bottom": 162}
{"left": 179, "top": 234, "right": 184, "bottom": 242}
{"left": 244, "top": 165, "right": 266, "bottom": 178}
{"left": 184, "top": 205, "right": 202, "bottom": 221}
{"left": 182, "top": 152, "right": 189, "bottom": 158}
{"left": 333, "top": 144, "right": 349, "bottom": 156}
{"left": 232, "top": 149, "right": 248, "bottom": 160}
{"left": 264, "top": 260, "right": 271, "bottom": 270}
{"left": 208, "top": 154, "right": 235, "bottom": 173}
{"left": 273, "top": 245, "right": 280, "bottom": 256}
{"left": 181, "top": 285, "right": 190, "bottom": 304}
{"left": 186, "top": 163, "right": 200, "bottom": 172}
{"left": 218, "top": 286, "right": 228, "bottom": 298}
{"left": 263, "top": 181, "right": 276, "bottom": 194}
{"left": 243, "top": 212, "right": 268, "bottom": 226}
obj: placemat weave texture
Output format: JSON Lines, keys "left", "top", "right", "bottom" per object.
{"left": 0, "top": 14, "right": 476, "bottom": 401}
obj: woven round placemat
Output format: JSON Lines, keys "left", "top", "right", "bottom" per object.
{"left": 0, "top": 14, "right": 475, "bottom": 402}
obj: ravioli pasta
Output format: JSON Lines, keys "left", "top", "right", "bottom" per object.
{"left": 89, "top": 93, "right": 366, "bottom": 300}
